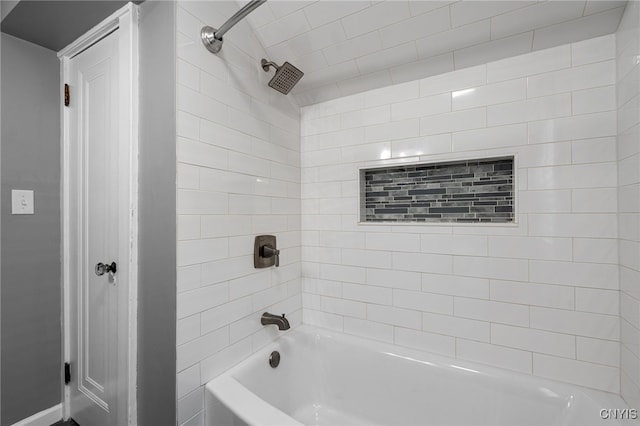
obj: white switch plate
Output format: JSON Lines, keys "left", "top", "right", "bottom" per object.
{"left": 11, "top": 190, "right": 34, "bottom": 215}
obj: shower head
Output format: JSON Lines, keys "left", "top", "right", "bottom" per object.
{"left": 261, "top": 59, "right": 304, "bottom": 95}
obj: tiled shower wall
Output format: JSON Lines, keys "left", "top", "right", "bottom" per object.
{"left": 301, "top": 35, "right": 620, "bottom": 393}
{"left": 175, "top": 2, "right": 301, "bottom": 425}
{"left": 617, "top": 0, "right": 640, "bottom": 409}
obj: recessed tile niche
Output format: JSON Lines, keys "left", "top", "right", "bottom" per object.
{"left": 360, "top": 156, "right": 515, "bottom": 223}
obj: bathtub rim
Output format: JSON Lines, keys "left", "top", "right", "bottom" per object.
{"left": 206, "top": 375, "right": 303, "bottom": 426}
{"left": 205, "top": 324, "right": 628, "bottom": 426}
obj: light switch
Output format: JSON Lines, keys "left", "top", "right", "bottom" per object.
{"left": 11, "top": 190, "right": 34, "bottom": 215}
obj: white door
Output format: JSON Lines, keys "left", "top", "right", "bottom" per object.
{"left": 67, "top": 29, "right": 120, "bottom": 426}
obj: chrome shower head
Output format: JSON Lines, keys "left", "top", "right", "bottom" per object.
{"left": 261, "top": 59, "right": 304, "bottom": 95}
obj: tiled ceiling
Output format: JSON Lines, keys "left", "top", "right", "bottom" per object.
{"left": 238, "top": 0, "right": 627, "bottom": 106}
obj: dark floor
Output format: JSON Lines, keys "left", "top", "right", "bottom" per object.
{"left": 51, "top": 418, "right": 80, "bottom": 426}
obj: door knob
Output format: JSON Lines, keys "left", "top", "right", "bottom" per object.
{"left": 95, "top": 261, "right": 117, "bottom": 276}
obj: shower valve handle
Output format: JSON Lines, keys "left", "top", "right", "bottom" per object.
{"left": 261, "top": 245, "right": 280, "bottom": 267}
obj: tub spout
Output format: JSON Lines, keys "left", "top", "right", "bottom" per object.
{"left": 261, "top": 312, "right": 290, "bottom": 330}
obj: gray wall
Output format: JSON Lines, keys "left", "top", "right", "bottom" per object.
{"left": 137, "top": 1, "right": 177, "bottom": 425}
{"left": 0, "top": 3, "right": 178, "bottom": 424}
{"left": 0, "top": 1, "right": 18, "bottom": 21}
{"left": 0, "top": 33, "right": 61, "bottom": 425}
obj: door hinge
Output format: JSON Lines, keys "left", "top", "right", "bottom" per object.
{"left": 64, "top": 362, "right": 71, "bottom": 385}
{"left": 64, "top": 84, "right": 70, "bottom": 107}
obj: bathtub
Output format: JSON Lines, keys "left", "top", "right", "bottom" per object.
{"left": 205, "top": 326, "right": 633, "bottom": 426}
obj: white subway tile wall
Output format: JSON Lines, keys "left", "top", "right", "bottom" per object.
{"left": 617, "top": 0, "right": 640, "bottom": 410}
{"left": 170, "top": 0, "right": 640, "bottom": 416}
{"left": 301, "top": 34, "right": 619, "bottom": 393}
{"left": 176, "top": 2, "right": 301, "bottom": 425}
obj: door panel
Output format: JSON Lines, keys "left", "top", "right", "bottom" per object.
{"left": 69, "top": 30, "right": 119, "bottom": 426}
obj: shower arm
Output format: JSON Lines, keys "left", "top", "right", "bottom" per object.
{"left": 201, "top": 0, "right": 267, "bottom": 54}
{"left": 261, "top": 59, "right": 279, "bottom": 72}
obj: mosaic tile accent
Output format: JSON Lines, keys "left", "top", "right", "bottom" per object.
{"left": 360, "top": 157, "right": 514, "bottom": 223}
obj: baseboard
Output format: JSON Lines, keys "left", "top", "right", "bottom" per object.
{"left": 10, "top": 404, "right": 62, "bottom": 426}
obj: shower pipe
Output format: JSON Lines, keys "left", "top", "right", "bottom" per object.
{"left": 201, "top": 0, "right": 267, "bottom": 54}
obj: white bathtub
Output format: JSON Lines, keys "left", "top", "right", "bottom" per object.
{"left": 205, "top": 326, "right": 634, "bottom": 426}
